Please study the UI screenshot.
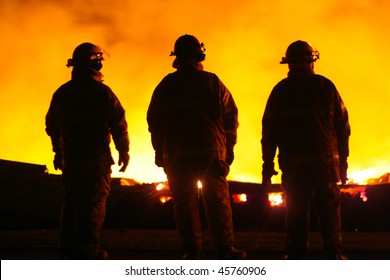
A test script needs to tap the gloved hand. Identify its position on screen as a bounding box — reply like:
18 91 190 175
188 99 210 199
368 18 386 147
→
118 152 130 172
226 149 234 165
262 161 278 188
53 153 62 170
340 157 348 185
155 150 164 167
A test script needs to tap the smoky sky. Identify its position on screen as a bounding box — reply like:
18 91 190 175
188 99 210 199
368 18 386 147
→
0 0 389 182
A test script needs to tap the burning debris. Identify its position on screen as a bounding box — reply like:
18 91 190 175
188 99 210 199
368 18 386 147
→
367 173 390 185
232 193 248 204
2 160 390 230
117 169 390 207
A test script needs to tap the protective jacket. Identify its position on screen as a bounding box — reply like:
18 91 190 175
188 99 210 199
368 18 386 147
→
262 69 350 181
147 63 238 166
46 67 129 167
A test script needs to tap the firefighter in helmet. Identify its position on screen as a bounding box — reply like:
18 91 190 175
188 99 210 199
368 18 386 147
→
46 42 130 259
261 40 350 259
147 35 246 259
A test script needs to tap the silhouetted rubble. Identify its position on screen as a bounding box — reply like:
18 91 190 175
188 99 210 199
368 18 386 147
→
1 159 390 231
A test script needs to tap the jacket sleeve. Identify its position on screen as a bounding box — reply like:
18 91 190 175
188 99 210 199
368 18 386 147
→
45 90 62 154
107 88 130 154
219 79 238 151
147 80 165 154
333 87 351 159
261 88 278 164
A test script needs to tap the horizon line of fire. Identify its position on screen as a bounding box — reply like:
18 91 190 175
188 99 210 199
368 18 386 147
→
119 179 390 207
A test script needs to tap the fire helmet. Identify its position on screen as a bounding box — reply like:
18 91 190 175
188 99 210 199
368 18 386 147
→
280 40 320 64
66 42 107 68
170 34 206 61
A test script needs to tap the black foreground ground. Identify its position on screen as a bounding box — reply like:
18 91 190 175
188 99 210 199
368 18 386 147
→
1 229 390 260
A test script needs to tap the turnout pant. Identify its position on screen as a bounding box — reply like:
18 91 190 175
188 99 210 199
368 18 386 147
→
165 160 234 254
60 165 111 258
281 161 343 259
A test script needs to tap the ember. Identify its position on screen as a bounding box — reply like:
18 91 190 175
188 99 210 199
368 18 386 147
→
360 191 368 202
159 196 172 204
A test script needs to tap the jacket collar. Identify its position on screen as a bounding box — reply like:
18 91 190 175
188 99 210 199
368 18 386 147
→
71 67 104 82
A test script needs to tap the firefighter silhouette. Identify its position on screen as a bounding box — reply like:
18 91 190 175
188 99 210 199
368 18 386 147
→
46 42 130 259
261 40 351 259
147 35 246 259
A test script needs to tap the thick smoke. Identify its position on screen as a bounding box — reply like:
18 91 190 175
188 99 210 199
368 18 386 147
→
0 0 389 182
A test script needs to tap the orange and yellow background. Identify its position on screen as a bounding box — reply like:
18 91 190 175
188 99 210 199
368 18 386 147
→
0 0 389 183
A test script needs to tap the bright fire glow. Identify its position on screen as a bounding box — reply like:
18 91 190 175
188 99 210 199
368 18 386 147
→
268 192 284 207
232 193 247 203
197 180 203 189
1 1 389 183
156 182 168 191
348 168 377 185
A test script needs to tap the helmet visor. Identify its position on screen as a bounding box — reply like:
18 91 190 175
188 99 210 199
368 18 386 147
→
90 51 105 61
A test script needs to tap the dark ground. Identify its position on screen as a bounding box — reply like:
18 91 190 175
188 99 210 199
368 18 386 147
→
1 160 390 260
1 229 390 260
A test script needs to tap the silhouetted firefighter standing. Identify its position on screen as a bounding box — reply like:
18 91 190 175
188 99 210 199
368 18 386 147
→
261 40 351 259
147 35 246 259
46 42 130 259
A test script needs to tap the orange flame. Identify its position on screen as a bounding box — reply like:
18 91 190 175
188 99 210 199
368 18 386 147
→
347 168 390 185
159 196 172 204
347 168 376 185
156 182 169 191
268 192 284 207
